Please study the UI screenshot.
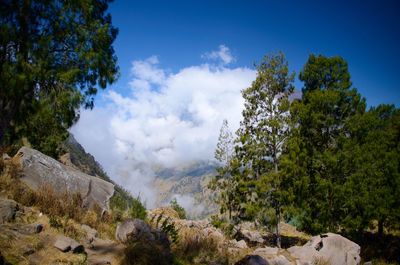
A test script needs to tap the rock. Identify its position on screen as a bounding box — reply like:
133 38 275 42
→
54 235 84 253
54 236 72 252
16 223 43 235
235 255 269 265
238 229 265 245
81 224 98 243
268 255 291 265
229 239 248 249
253 246 279 257
288 233 360 265
115 219 153 244
13 147 114 212
0 198 19 223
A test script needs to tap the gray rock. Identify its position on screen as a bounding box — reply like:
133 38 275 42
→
0 198 19 223
16 223 43 235
268 255 291 265
235 255 269 265
14 147 114 212
239 229 265 245
253 246 279 257
81 224 98 243
54 235 84 253
54 236 72 252
115 219 154 244
288 233 360 265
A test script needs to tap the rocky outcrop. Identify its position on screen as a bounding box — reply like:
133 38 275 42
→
0 198 19 223
288 233 361 265
12 147 114 212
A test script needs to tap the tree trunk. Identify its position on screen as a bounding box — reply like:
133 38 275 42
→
276 207 281 248
378 219 384 237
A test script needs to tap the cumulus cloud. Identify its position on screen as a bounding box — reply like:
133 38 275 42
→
202 44 235 65
71 46 255 208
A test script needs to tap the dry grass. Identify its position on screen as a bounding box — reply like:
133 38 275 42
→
173 226 227 264
0 160 119 241
312 256 331 265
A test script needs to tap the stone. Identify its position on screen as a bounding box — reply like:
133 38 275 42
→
253 247 279 257
54 235 84 253
235 255 269 265
239 229 265 245
0 198 19 223
115 219 153 244
54 236 72 252
16 223 43 235
230 239 248 249
13 147 114 212
288 233 360 265
81 224 98 243
268 255 291 265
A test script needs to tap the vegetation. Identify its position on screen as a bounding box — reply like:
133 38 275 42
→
170 198 187 219
0 0 118 156
211 52 400 256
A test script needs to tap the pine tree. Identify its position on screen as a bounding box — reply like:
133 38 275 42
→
235 52 294 247
0 0 118 155
283 54 365 233
209 119 239 222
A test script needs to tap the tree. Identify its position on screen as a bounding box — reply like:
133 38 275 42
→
283 54 365 233
0 0 118 155
235 52 294 247
342 104 400 234
209 119 239 222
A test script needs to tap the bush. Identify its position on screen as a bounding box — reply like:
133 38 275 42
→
122 234 172 265
170 198 186 219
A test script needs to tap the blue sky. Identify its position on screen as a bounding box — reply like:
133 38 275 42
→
107 0 399 107
73 0 399 205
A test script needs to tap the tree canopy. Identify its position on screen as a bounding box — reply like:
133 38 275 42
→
0 0 118 155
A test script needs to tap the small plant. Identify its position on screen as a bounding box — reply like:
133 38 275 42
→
151 212 179 244
170 198 186 219
49 215 63 229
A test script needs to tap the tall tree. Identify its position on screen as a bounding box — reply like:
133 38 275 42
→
209 119 239 222
283 54 365 233
235 52 294 247
342 104 400 234
0 0 118 154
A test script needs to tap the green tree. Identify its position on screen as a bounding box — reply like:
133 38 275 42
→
283 54 365 233
235 52 294 247
0 0 118 155
342 104 400 234
209 119 239 222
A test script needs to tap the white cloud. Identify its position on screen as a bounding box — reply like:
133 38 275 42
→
71 46 255 208
202 44 235 65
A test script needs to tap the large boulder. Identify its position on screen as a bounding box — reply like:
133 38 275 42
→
12 147 114 212
288 233 360 265
0 198 19 223
115 219 154 244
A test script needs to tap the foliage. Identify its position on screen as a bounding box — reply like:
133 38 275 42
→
151 213 179 244
233 52 294 247
342 105 400 233
0 0 118 156
170 198 187 219
280 54 366 233
209 119 241 224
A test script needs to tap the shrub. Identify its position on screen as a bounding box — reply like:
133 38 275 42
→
122 235 172 265
170 198 186 219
